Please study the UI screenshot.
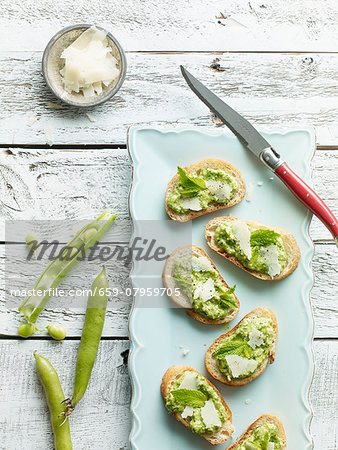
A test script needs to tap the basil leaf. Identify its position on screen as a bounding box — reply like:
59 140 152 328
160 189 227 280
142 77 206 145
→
171 389 207 407
177 167 206 192
250 229 280 247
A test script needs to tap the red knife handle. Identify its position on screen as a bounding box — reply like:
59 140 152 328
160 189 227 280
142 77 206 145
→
275 162 338 239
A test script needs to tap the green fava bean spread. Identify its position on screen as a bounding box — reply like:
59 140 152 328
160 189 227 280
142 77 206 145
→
172 252 238 320
237 422 285 449
214 222 287 278
166 371 228 434
167 167 238 213
19 211 116 323
34 352 72 450
212 316 274 381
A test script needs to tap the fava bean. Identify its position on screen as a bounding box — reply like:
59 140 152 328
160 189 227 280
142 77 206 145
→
25 233 39 250
47 324 67 341
18 323 39 338
34 352 72 450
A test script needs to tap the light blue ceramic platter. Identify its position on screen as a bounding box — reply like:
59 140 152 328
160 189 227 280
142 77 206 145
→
128 126 315 450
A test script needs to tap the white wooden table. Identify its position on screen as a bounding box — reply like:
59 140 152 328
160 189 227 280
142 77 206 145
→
0 1 337 449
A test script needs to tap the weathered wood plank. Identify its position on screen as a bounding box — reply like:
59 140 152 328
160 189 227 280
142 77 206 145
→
311 244 338 338
0 241 132 337
1 243 336 338
0 147 336 240
0 148 131 223
0 0 337 52
1 52 338 146
310 340 338 450
0 339 131 450
0 339 336 449
310 151 338 241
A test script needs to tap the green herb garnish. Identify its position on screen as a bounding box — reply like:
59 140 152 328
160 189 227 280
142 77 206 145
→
177 166 206 195
250 229 280 248
170 389 207 407
212 337 252 359
219 285 238 309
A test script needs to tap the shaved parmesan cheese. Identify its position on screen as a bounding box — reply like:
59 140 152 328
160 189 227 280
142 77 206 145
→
225 355 258 378
181 405 194 419
206 179 232 202
191 256 212 272
86 113 96 122
60 26 120 97
259 244 281 278
47 102 63 110
178 372 198 390
215 186 232 202
267 443 275 450
44 127 54 146
247 328 264 349
246 183 253 202
200 400 222 428
27 117 38 127
232 221 252 260
180 197 202 211
193 278 215 302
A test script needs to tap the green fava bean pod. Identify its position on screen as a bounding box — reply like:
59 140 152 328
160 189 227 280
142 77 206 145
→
65 267 109 415
34 352 72 450
19 212 116 323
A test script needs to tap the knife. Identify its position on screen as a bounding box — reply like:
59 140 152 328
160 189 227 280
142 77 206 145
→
180 65 338 244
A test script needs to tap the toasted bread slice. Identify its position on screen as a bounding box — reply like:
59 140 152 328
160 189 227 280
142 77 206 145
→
161 365 234 445
165 159 245 222
205 307 277 386
227 414 286 449
163 245 240 324
205 216 300 280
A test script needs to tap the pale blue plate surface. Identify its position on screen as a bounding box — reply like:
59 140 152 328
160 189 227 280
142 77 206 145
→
128 126 315 450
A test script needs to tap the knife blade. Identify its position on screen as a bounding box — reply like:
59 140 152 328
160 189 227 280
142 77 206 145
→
180 65 338 243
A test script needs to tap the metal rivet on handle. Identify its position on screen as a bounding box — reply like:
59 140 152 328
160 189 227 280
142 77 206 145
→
306 193 310 197
283 171 286 174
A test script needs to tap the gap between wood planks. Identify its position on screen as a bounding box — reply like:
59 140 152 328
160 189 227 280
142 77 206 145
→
4 50 338 54
1 335 336 341
0 334 130 340
1 144 338 151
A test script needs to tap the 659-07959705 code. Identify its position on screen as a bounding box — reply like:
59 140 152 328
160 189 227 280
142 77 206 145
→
112 287 181 297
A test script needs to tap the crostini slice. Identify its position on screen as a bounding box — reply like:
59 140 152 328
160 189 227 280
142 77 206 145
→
205 216 300 280
161 365 234 445
227 414 286 449
163 245 240 324
165 159 245 222
205 308 277 386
